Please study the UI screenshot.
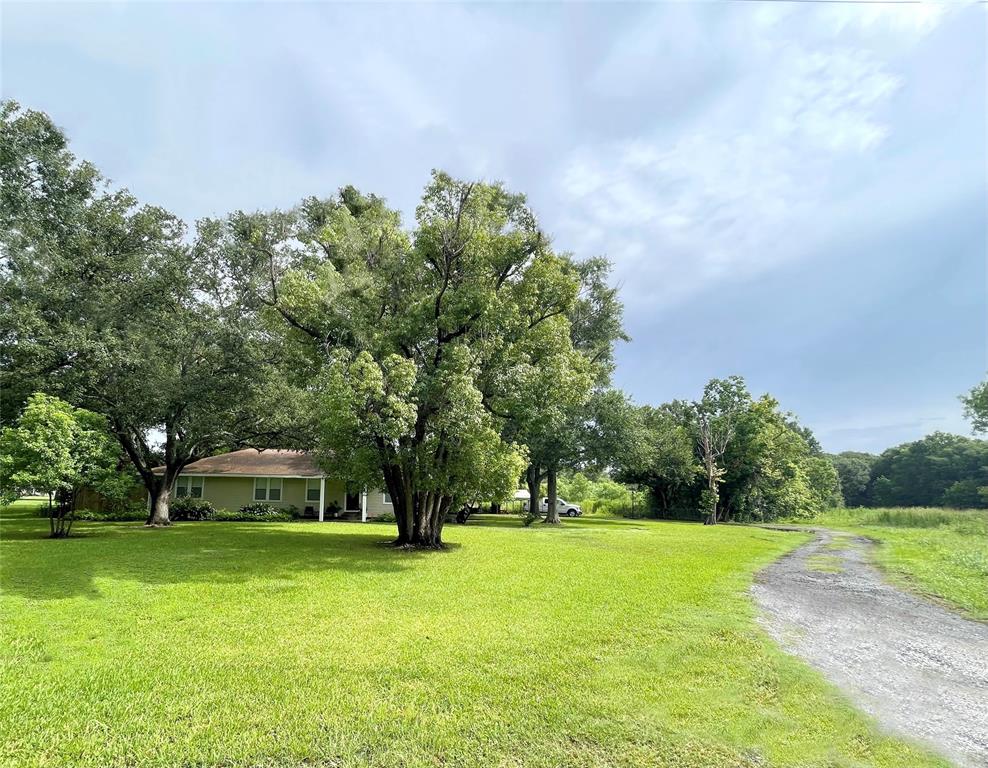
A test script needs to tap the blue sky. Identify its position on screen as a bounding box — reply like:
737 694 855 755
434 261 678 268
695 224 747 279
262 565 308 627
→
2 1 985 453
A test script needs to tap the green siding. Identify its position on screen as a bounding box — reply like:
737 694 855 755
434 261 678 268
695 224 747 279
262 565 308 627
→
174 474 386 519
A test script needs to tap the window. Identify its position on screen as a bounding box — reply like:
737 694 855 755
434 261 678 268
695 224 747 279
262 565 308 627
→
176 476 203 498
253 477 283 502
383 492 392 505
306 478 321 503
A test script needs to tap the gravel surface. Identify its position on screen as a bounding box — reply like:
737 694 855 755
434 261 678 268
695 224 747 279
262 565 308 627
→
752 528 988 768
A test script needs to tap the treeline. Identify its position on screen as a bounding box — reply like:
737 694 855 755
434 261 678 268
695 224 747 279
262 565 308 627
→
830 432 988 509
615 376 841 523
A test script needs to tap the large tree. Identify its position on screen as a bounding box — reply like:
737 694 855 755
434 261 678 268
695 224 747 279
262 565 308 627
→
218 173 595 547
0 101 281 525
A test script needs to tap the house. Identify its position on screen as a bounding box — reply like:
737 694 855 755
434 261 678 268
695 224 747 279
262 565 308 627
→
152 449 393 521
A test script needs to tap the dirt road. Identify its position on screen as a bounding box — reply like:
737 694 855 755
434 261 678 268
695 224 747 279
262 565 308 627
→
752 529 988 767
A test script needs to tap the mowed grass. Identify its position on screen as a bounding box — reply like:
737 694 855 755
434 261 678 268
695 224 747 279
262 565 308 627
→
804 507 988 620
1 502 948 768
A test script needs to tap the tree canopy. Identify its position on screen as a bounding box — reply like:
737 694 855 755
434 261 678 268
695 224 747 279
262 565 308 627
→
865 432 988 508
961 378 988 435
618 377 840 522
0 101 284 525
214 173 614 546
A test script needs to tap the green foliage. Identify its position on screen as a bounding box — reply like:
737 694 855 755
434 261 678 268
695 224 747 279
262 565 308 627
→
619 378 837 522
218 172 606 545
828 451 877 506
74 506 147 522
865 432 988 508
0 393 123 536
555 472 641 516
0 101 286 525
961 378 988 434
232 503 293 521
0 501 948 767
170 497 217 521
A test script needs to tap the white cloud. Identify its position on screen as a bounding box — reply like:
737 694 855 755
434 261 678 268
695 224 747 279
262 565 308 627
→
554 4 944 311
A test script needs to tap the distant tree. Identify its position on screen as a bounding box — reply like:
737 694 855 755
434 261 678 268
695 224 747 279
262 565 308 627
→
692 377 750 525
616 403 699 516
865 432 988 508
621 381 836 522
961 379 988 434
829 452 877 506
719 396 839 521
941 479 988 509
0 101 284 526
0 393 124 537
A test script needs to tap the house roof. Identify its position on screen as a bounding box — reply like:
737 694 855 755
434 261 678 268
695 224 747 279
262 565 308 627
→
153 449 322 477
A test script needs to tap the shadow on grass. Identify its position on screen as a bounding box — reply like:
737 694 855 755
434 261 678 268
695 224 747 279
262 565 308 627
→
458 514 662 531
0 508 425 602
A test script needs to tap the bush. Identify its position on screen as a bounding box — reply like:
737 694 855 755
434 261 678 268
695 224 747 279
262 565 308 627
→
74 505 147 522
170 497 216 521
208 503 295 522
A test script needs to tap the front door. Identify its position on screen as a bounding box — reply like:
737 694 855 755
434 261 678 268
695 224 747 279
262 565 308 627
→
345 491 360 512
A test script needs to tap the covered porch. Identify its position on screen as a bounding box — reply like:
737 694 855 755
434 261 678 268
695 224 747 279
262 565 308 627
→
306 477 369 522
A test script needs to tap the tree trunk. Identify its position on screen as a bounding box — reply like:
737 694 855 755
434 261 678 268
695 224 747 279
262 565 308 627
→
544 466 561 524
704 465 718 526
385 470 447 548
703 470 717 525
147 476 172 527
526 464 540 513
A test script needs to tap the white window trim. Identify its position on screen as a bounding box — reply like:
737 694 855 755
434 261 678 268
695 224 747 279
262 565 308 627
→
383 492 392 505
175 475 205 499
253 477 284 502
305 478 321 503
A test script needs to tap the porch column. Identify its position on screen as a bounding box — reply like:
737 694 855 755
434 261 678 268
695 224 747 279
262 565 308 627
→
361 488 367 522
318 476 326 522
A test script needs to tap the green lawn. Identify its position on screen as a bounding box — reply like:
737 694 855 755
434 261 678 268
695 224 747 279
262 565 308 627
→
802 507 988 620
1 502 948 768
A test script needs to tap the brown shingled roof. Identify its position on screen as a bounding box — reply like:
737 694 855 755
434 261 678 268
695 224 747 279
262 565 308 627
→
153 449 322 477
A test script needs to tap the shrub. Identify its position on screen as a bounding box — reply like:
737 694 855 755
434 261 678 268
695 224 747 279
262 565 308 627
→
74 505 147 522
210 503 295 522
170 497 216 521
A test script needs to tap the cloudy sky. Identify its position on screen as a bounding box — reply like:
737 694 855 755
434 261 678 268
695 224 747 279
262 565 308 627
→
2 1 985 453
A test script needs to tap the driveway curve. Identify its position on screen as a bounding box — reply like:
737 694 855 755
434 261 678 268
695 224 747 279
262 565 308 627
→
751 528 988 768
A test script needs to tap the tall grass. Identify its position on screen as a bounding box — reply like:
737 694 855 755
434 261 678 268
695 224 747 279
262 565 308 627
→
813 506 988 535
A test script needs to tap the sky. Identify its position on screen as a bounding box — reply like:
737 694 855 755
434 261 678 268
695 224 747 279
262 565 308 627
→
2 1 985 454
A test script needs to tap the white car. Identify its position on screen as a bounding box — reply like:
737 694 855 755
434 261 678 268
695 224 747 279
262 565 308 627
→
523 496 583 517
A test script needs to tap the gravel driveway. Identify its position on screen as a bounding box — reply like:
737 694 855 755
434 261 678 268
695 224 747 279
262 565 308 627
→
751 528 988 768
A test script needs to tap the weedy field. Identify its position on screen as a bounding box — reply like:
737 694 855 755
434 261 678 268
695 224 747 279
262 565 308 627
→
0 501 948 768
801 507 988 620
